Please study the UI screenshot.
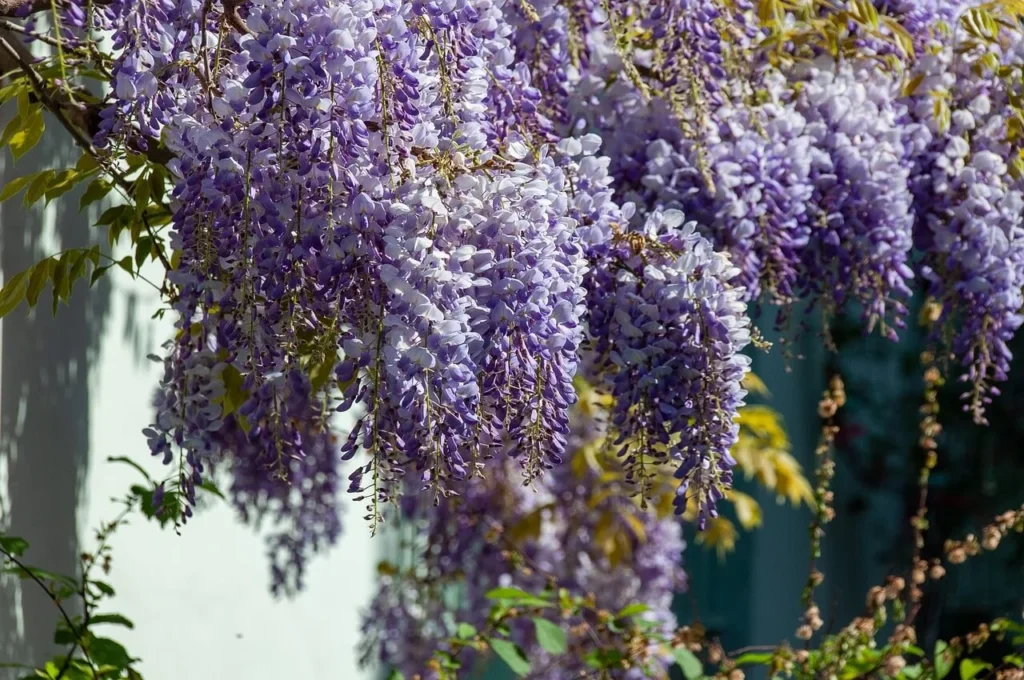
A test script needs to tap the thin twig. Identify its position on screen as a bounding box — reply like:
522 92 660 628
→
0 547 98 677
798 374 845 647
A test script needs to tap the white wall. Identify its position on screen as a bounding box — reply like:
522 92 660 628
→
1 128 378 679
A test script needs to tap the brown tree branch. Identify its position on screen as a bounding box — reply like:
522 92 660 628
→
0 0 48 18
0 0 110 19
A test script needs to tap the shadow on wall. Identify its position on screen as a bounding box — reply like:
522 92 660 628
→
0 121 113 675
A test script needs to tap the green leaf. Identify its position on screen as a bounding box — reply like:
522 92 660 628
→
91 580 115 596
1004 655 1024 669
386 671 404 680
733 652 774 667
53 627 78 645
199 479 225 500
488 638 531 677
673 647 703 680
309 352 338 393
16 92 32 119
9 109 44 160
901 663 923 680
960 659 992 680
135 236 152 268
484 587 553 608
117 256 133 276
26 260 52 308
96 205 128 226
615 603 649 619
218 364 250 419
486 587 536 600
2 564 75 586
50 256 67 315
90 264 114 287
44 169 80 204
87 637 131 669
24 170 54 207
89 613 135 629
0 270 29 318
584 648 626 670
0 78 29 105
75 153 100 173
133 174 151 217
935 641 954 680
532 618 567 656
106 456 153 481
0 174 35 202
68 250 92 296
455 623 477 640
134 485 180 527
0 535 29 557
1 112 23 148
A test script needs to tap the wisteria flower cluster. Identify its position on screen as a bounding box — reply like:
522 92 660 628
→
517 0 1024 417
62 0 756 592
11 0 1024 665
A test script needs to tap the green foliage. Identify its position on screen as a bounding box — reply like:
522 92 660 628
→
673 648 703 679
935 640 956 680
0 515 143 678
485 586 553 609
0 454 229 679
531 618 567 656
0 247 102 319
960 658 993 680
488 639 531 677
1 94 45 160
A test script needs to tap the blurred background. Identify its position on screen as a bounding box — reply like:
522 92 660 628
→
2 117 1021 680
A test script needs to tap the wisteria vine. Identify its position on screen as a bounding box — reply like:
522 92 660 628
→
3 0 1024 674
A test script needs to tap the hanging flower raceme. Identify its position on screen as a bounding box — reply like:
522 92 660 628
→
905 26 1024 424
102 0 582 527
790 57 918 338
95 0 767 540
586 208 752 526
638 73 820 307
215 415 343 596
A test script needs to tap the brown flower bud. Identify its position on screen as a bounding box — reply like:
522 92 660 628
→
983 526 1001 551
884 656 907 677
867 586 886 609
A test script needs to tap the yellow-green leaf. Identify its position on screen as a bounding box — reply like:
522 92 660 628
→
0 270 29 318
8 108 44 161
44 169 79 204
0 174 35 203
24 170 55 207
25 259 52 307
729 490 764 530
